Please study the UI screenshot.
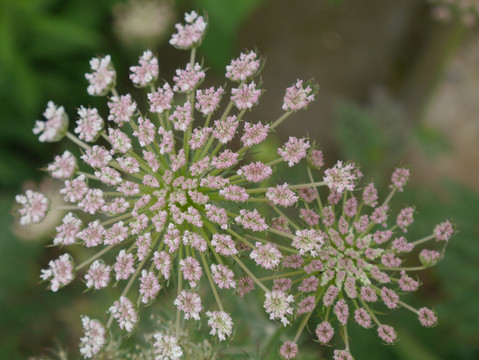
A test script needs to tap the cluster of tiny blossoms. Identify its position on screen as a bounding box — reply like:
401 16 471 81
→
15 11 319 359
14 10 452 360
257 160 454 359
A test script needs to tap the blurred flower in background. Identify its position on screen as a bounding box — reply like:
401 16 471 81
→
113 0 176 50
428 0 479 25
11 178 66 243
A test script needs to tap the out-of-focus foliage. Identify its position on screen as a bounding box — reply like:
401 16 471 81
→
195 0 265 70
0 193 73 359
335 90 450 184
414 124 451 158
335 93 410 181
0 0 117 187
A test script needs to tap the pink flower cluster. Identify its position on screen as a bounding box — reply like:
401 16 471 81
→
14 9 452 360
15 10 321 358
264 164 453 358
169 11 206 49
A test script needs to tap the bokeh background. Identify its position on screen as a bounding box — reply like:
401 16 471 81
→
1 0 478 359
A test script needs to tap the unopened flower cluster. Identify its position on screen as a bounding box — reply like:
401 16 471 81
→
262 161 453 359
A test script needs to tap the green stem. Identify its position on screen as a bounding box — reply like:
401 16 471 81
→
343 325 350 352
176 244 183 338
66 132 91 151
265 158 283 167
358 296 380 326
107 257 146 328
200 252 224 311
268 227 295 240
411 234 435 246
106 259 146 329
273 206 300 231
75 245 115 271
77 171 100 181
226 228 256 249
307 167 323 213
380 266 429 272
398 299 419 315
259 271 303 282
382 188 396 207
100 212 134 227
246 181 325 194
53 206 79 211
270 111 292 130
293 291 322 343
232 255 269 293
246 235 298 254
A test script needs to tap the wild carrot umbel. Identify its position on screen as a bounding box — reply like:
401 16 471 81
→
13 9 454 360
264 161 454 359
15 10 320 358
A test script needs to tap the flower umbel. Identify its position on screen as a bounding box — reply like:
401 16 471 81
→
14 9 452 360
18 11 319 358
263 165 453 358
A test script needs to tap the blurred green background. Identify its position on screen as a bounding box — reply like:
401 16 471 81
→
1 0 478 359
